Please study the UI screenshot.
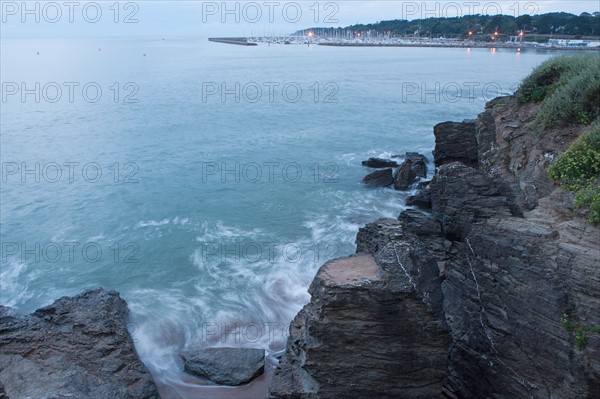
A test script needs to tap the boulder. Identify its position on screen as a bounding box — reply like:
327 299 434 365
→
0 288 159 399
361 157 398 168
362 168 393 187
393 160 416 190
181 347 265 386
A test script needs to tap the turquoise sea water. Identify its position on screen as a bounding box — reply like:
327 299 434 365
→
1 38 561 396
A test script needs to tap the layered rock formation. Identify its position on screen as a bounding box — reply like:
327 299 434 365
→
270 95 600 398
269 246 449 399
0 288 159 399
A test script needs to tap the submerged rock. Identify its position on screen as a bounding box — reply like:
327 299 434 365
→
181 347 265 385
361 157 398 168
0 288 159 399
362 168 393 187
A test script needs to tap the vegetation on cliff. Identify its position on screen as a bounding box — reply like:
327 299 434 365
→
518 55 600 224
562 314 600 349
300 12 600 39
517 54 600 127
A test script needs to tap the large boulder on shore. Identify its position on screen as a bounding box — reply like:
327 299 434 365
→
361 157 398 168
362 168 393 187
181 347 265 385
0 288 159 399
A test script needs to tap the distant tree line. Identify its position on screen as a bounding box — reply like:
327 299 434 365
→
299 12 600 38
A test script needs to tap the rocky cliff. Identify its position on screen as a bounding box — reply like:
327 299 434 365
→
0 288 159 399
269 95 600 398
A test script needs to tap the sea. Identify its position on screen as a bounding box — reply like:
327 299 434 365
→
0 37 566 397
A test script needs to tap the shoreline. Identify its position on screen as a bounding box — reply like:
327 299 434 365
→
317 42 600 50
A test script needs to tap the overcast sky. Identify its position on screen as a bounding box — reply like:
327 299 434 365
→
1 1 598 37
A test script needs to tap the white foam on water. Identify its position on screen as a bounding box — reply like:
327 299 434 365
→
127 214 365 391
0 260 34 307
137 218 171 228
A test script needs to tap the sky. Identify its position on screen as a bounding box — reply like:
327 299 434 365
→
1 1 598 38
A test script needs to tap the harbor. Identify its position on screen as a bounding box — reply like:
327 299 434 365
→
209 35 600 50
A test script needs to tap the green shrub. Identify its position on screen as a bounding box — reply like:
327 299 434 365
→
548 123 600 224
517 54 600 127
537 64 600 127
562 314 600 349
517 56 571 103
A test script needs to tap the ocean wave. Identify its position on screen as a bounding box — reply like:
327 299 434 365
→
0 260 35 307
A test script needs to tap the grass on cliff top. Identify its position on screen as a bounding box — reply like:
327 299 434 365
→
517 54 600 127
549 122 600 225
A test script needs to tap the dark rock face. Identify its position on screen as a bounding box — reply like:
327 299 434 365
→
362 168 393 187
0 288 159 399
433 120 478 168
361 157 398 168
270 95 600 398
181 347 264 385
406 189 432 210
430 96 600 398
269 222 451 399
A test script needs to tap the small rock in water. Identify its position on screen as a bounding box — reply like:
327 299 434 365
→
361 157 398 168
362 168 394 187
181 347 265 385
394 160 416 190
